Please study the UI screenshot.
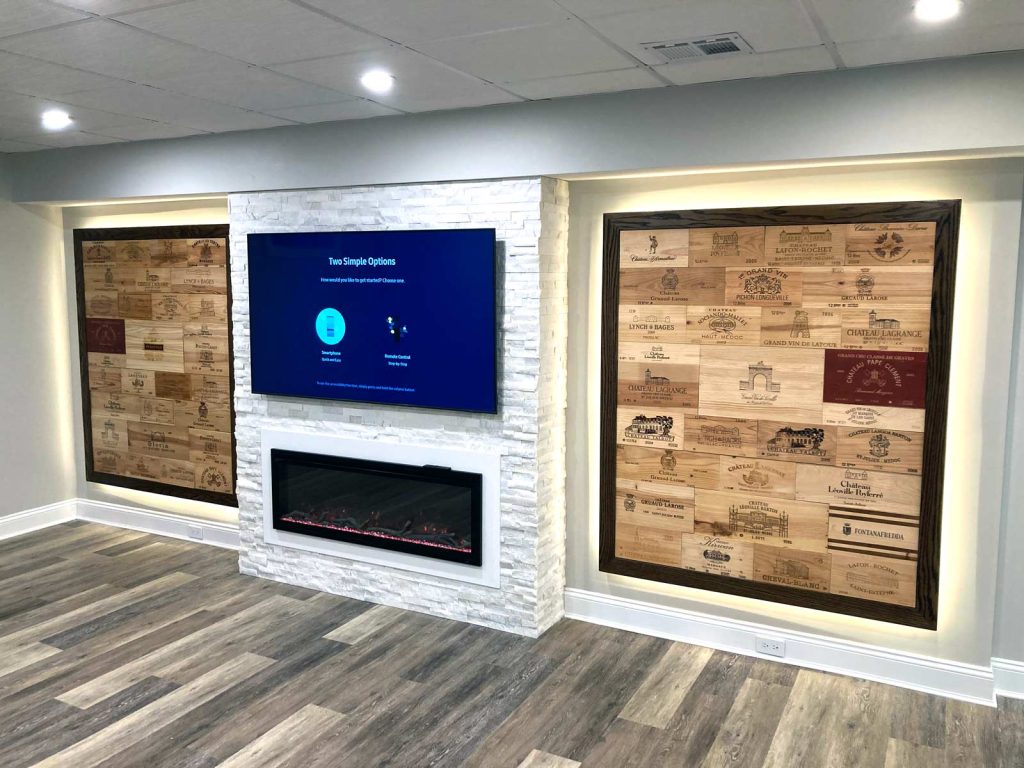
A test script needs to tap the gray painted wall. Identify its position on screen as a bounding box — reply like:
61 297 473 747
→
7 51 1024 204
0 166 76 516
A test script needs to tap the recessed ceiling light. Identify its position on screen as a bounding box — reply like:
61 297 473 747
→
41 109 73 131
914 0 963 22
360 70 395 94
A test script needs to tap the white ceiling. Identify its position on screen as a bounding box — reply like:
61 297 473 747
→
0 0 1021 153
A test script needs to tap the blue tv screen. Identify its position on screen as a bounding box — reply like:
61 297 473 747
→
247 229 498 413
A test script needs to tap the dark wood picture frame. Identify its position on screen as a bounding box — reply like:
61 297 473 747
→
599 201 960 629
74 225 238 507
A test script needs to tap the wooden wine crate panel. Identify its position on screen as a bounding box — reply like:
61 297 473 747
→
187 237 227 266
114 240 152 265
88 365 123 393
836 427 924 475
125 321 185 372
184 323 231 376
679 533 753 579
794 464 922 516
697 346 824 423
190 374 230 405
618 344 698 410
756 420 837 466
839 307 930 353
127 422 191 461
617 445 720 489
829 550 917 606
821 403 926 432
85 318 126 355
194 457 233 493
694 489 829 552
93 448 127 476
124 454 196 489
88 351 126 370
82 241 117 263
175 399 231 433
118 267 172 294
765 225 846 267
827 509 919 557
118 293 153 321
618 305 687 344
845 222 935 266
183 294 229 322
83 263 119 291
801 266 933 307
616 407 687 450
121 369 156 398
155 371 192 401
189 428 232 461
689 227 765 267
724 267 803 306
620 229 688 269
84 289 119 319
718 456 797 498
170 266 228 294
139 397 175 426
822 350 927 410
753 545 831 592
760 307 840 349
685 306 762 346
151 294 191 322
91 415 130 451
682 415 759 457
94 392 141 421
615 479 695 533
615 522 682 567
620 266 725 305
147 239 189 267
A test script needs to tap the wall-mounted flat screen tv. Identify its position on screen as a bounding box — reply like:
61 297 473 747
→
248 229 497 413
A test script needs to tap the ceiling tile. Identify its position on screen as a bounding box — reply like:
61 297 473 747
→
554 0 679 18
504 66 663 100
90 121 205 140
0 18 237 84
588 1 823 65
54 0 192 14
0 52 125 97
0 89 158 132
837 23 1024 67
301 0 570 44
809 0 1024 44
116 0 386 65
655 45 835 86
273 47 521 112
413 20 636 83
0 138 50 152
149 64 353 111
7 129 124 148
265 99 402 123
0 0 89 39
61 82 296 132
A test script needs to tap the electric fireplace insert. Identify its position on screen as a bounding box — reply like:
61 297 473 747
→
270 449 483 566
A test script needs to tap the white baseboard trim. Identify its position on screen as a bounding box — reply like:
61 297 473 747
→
994 658 1024 699
0 500 77 541
75 499 239 550
565 588 996 706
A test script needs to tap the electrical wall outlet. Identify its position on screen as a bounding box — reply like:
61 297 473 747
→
187 525 204 541
755 636 786 658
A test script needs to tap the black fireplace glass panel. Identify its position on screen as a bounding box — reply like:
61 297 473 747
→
271 449 482 566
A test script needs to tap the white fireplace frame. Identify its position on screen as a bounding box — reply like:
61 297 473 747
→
260 429 502 588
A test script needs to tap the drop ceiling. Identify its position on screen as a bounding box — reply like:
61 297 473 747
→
0 0 1021 152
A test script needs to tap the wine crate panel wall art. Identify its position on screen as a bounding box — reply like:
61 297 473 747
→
74 226 237 506
600 202 960 628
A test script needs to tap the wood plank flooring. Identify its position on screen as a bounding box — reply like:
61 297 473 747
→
0 521 1019 768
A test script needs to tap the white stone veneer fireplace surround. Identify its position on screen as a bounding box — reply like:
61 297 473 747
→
230 178 569 637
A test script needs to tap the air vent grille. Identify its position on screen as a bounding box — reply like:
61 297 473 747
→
642 33 753 64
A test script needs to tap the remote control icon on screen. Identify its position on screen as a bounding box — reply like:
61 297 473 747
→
387 315 408 342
